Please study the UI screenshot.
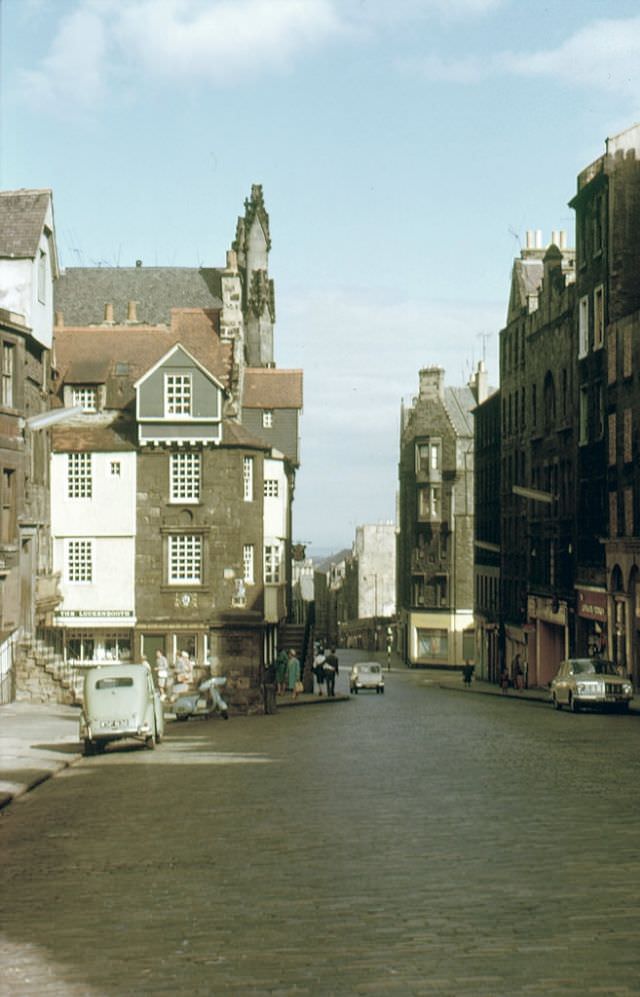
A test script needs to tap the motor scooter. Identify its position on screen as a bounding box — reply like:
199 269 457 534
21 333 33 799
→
173 676 229 721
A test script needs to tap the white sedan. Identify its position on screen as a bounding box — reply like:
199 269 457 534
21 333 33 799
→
350 661 385 695
550 658 633 713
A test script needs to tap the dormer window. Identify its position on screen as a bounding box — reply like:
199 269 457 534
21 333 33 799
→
165 374 192 417
72 386 97 412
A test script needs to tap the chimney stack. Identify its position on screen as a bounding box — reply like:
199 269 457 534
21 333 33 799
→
418 366 445 403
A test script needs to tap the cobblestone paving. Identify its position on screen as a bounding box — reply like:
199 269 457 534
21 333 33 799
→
2 654 640 995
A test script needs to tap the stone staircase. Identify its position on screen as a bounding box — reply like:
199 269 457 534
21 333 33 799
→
278 622 315 691
15 637 82 706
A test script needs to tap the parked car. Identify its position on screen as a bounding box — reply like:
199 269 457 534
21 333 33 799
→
350 661 385 694
80 663 165 755
550 658 633 713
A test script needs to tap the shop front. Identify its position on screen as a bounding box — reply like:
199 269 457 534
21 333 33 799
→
575 586 608 659
527 595 569 688
54 610 136 665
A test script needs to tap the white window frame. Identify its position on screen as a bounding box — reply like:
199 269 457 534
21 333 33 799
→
110 461 121 477
264 479 279 498
1 343 14 408
164 373 192 417
243 457 253 501
168 534 202 585
264 544 282 584
262 409 273 428
243 544 254 584
67 453 92 499
170 452 201 502
593 284 604 350
67 539 93 583
579 295 589 358
72 386 97 413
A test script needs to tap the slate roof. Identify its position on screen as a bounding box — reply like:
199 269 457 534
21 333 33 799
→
0 189 52 258
51 413 137 453
444 386 475 436
242 368 303 409
55 267 224 327
54 310 234 410
223 421 270 450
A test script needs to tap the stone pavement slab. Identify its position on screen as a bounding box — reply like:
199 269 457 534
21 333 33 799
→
0 702 82 810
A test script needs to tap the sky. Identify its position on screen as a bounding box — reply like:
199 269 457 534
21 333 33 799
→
3 0 640 555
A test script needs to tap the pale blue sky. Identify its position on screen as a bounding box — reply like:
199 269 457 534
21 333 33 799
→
3 0 640 553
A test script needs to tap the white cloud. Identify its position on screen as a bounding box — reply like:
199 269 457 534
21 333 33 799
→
402 15 640 107
502 16 640 102
20 4 109 108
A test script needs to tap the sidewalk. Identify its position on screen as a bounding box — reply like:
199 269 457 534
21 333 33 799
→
0 701 83 811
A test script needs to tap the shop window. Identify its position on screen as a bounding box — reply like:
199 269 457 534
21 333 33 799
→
416 628 448 660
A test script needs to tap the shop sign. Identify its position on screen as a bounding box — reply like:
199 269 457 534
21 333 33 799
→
527 595 567 625
577 589 607 622
56 610 134 618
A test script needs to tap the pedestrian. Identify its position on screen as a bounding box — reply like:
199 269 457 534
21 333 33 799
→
514 655 524 690
155 649 169 700
462 661 473 686
324 648 339 696
313 648 327 695
500 667 510 693
287 648 302 698
275 647 288 695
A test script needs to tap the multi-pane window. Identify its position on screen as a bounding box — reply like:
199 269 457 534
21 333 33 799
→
578 296 589 358
415 440 440 475
264 544 281 584
68 453 92 498
165 374 192 416
168 534 202 584
110 461 121 477
1 468 15 543
625 487 634 537
264 479 279 498
262 409 273 428
418 486 440 520
624 409 633 463
1 344 14 408
170 452 201 501
68 540 93 582
72 386 97 412
243 544 254 584
593 285 604 350
243 457 253 501
608 412 617 466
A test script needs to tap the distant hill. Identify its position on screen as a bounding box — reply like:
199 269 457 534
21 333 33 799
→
313 548 352 573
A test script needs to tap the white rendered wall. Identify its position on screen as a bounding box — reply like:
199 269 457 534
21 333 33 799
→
263 457 288 542
356 523 397 619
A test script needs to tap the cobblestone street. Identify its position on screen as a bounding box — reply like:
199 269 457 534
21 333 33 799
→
2 654 640 995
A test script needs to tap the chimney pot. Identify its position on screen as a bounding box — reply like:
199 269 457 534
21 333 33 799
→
135 259 142 268
535 230 543 249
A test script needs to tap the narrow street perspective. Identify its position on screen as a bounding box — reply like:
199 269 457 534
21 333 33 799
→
2 653 640 996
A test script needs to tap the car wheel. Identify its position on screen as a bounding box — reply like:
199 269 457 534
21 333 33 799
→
569 694 580 713
83 738 95 756
380 687 385 694
617 701 630 713
353 687 358 694
145 730 156 749
552 694 561 710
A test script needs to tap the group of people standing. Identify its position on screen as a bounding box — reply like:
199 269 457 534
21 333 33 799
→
272 644 340 698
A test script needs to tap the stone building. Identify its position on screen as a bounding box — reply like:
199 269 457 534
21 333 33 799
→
498 230 577 687
0 190 61 701
473 388 501 681
570 124 640 685
397 363 487 668
49 186 302 711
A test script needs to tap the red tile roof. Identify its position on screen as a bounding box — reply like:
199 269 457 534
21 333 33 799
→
242 368 303 409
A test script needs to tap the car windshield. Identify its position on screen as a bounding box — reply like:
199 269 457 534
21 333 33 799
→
571 659 619 676
360 664 380 673
95 677 134 689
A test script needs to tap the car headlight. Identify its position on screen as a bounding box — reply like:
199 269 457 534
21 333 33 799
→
623 683 633 695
